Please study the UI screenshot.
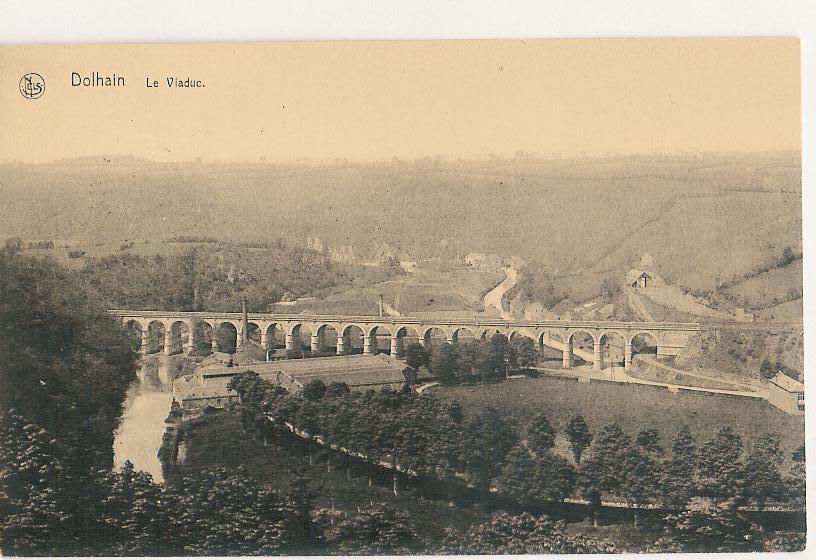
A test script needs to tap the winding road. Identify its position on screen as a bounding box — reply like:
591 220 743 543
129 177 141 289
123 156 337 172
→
483 267 517 319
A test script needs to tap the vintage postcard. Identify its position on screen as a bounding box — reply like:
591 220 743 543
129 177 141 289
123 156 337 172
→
0 39 804 554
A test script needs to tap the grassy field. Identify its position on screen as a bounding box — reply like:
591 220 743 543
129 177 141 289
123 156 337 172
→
432 376 805 467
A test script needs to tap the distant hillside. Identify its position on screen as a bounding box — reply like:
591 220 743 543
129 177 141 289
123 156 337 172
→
0 152 800 296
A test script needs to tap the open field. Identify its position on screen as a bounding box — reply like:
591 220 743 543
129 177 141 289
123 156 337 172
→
432 376 805 467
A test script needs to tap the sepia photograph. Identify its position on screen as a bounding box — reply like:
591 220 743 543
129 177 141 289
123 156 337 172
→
0 37 806 554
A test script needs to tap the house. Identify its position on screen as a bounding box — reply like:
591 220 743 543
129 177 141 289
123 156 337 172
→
626 268 665 289
767 372 804 416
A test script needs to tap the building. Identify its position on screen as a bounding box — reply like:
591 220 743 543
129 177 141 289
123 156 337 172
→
767 372 804 416
626 268 665 289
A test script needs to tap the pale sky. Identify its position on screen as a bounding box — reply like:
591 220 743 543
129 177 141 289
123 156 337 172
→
0 38 801 162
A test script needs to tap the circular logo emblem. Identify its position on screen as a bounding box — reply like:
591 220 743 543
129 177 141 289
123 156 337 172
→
19 73 45 99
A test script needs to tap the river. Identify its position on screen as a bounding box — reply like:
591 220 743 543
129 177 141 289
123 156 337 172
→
113 363 173 482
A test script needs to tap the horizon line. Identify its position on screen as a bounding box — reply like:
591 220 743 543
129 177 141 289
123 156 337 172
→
0 148 803 166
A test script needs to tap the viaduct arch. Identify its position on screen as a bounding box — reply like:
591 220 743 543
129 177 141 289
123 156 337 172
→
110 309 704 371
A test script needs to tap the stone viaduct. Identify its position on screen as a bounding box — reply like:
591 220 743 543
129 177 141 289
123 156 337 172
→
109 309 705 371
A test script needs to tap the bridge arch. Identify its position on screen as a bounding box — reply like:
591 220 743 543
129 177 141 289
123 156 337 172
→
146 319 167 354
214 321 238 354
193 321 215 354
599 331 626 369
245 321 262 345
122 319 144 353
627 330 660 347
340 324 366 354
169 320 192 355
264 323 286 351
420 325 452 349
395 326 421 354
508 328 536 341
315 323 340 354
452 326 478 343
628 331 660 362
479 327 509 340
567 329 597 345
367 325 393 354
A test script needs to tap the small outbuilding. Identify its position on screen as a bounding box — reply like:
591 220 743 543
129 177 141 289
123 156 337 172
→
626 268 664 289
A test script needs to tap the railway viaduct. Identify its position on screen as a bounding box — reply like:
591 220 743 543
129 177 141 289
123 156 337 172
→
109 309 707 371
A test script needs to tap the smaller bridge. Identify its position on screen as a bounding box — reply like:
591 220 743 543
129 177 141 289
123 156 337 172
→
109 309 709 371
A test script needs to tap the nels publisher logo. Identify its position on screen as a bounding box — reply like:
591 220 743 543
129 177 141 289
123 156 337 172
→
19 73 45 99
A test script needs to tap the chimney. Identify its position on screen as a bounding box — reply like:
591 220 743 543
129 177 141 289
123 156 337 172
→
379 294 384 318
241 296 248 342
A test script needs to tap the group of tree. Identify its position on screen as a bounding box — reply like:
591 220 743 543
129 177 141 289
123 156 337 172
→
75 240 403 312
0 246 135 477
512 260 562 308
231 370 805 518
229 368 806 552
0 248 318 554
0 416 317 556
229 372 519 491
404 333 538 386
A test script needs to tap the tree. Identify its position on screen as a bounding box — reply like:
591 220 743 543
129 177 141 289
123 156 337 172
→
454 341 478 377
660 426 697 510
0 412 79 555
526 414 556 454
493 445 577 504
429 342 457 386
509 335 538 371
324 382 351 398
742 433 785 510
301 379 327 401
581 424 632 495
759 358 777 380
635 428 663 454
565 415 593 465
403 343 427 371
657 497 759 553
600 276 620 301
620 432 662 525
99 461 171 555
324 507 423 555
439 512 616 554
460 407 518 488
170 467 309 555
490 333 511 378
787 444 806 509
697 426 744 503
